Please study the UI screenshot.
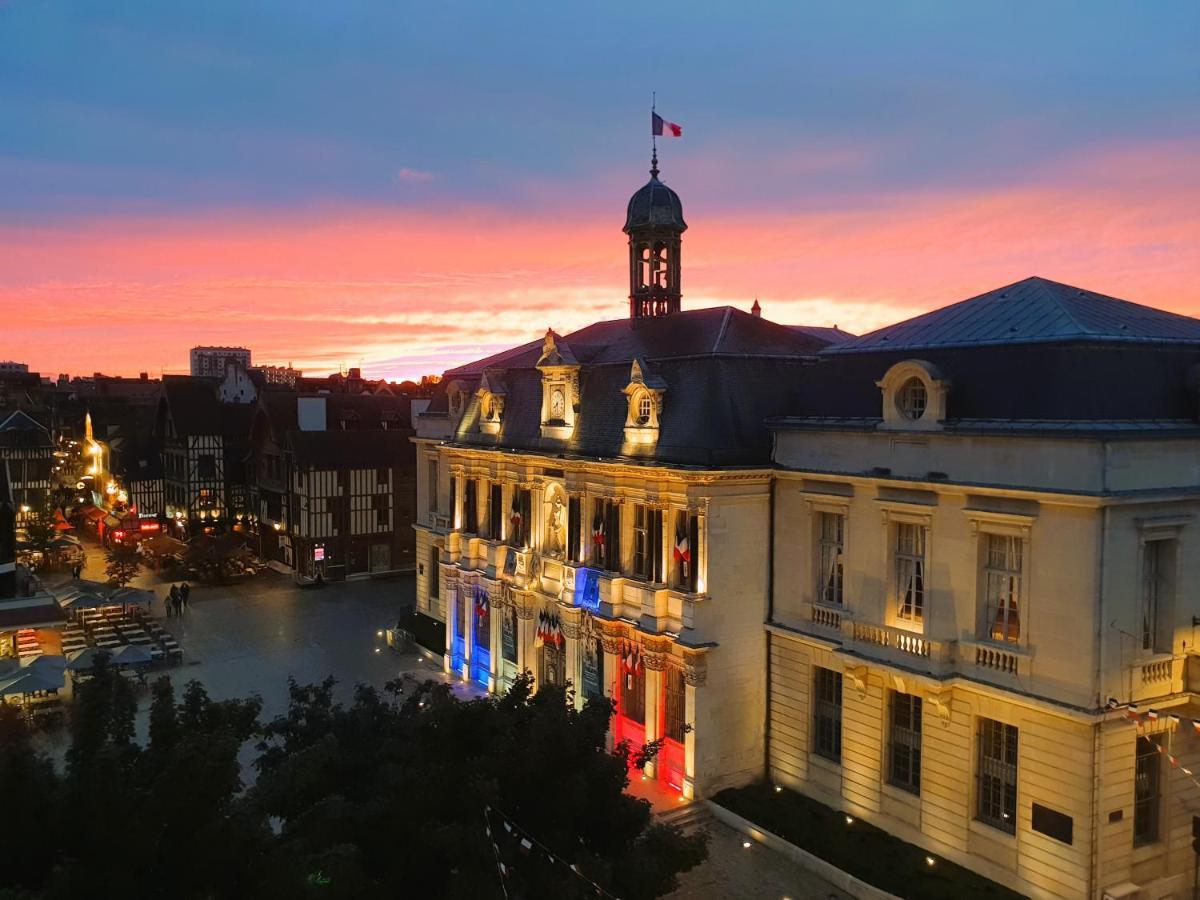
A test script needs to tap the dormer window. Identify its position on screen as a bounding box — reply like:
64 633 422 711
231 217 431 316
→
877 361 948 432
897 378 927 421
475 371 507 436
536 331 580 441
637 394 653 426
622 358 666 450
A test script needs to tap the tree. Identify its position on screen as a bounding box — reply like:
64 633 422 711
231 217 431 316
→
0 670 705 899
18 497 57 568
103 544 141 588
251 673 707 899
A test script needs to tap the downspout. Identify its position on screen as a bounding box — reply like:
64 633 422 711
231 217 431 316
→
1089 442 1111 900
764 434 778 780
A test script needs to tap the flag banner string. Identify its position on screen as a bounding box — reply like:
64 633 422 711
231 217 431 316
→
483 804 620 899
1129 712 1200 796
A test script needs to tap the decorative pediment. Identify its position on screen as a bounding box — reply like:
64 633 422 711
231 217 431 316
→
622 358 666 447
537 329 580 440
476 370 507 435
536 329 579 370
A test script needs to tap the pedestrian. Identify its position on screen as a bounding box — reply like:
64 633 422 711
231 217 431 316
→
180 582 190 609
72 563 82 580
168 584 179 617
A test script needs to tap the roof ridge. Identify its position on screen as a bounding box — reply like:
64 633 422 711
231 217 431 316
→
713 307 733 354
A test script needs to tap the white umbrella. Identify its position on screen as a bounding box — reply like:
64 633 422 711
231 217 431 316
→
108 644 154 666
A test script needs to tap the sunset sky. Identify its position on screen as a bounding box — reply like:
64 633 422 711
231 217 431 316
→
3 3 1197 381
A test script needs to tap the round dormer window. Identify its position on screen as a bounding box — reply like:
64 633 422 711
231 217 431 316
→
897 378 927 420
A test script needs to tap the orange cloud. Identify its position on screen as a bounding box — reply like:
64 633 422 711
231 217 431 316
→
1 140 1195 380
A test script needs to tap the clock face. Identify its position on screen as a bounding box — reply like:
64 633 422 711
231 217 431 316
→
550 388 565 418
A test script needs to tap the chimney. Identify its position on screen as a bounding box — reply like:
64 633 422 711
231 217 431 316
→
751 299 762 318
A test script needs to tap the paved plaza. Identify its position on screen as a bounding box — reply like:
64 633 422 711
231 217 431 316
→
43 543 843 900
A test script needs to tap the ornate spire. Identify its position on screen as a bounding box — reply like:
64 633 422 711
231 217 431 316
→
650 146 659 180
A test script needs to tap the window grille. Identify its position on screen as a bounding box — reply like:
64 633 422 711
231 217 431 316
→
812 667 842 762
976 718 1018 833
664 667 686 743
1134 734 1163 845
888 692 922 794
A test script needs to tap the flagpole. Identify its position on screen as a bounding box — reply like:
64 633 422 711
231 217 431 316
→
651 91 658 176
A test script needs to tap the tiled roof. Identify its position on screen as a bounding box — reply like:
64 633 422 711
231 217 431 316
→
826 277 1200 354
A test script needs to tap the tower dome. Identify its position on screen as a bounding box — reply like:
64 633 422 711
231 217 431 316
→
624 152 686 318
623 158 687 234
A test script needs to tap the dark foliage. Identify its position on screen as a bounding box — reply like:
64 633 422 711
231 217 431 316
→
0 669 705 899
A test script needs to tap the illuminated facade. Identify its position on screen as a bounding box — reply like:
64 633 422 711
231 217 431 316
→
412 158 840 798
766 279 1200 899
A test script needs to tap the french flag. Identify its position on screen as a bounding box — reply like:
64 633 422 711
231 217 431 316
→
652 112 682 138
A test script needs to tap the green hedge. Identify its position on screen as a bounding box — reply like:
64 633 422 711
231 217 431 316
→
713 782 1026 900
397 609 446 655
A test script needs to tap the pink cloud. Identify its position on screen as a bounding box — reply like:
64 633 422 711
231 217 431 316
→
1 139 1195 381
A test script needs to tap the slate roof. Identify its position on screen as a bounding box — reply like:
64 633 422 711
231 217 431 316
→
287 428 414 470
0 411 52 449
789 325 856 344
160 376 253 438
440 306 837 467
624 174 687 233
826 276 1200 354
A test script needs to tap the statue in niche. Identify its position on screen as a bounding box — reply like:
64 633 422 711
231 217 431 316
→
545 490 566 557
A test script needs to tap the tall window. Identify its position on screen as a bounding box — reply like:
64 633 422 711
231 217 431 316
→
474 588 491 652
592 498 621 573
976 718 1018 833
888 692 922 794
664 666 686 743
428 459 439 515
581 636 603 701
1141 540 1173 652
633 504 664 582
812 667 842 762
673 510 699 592
463 479 478 534
487 482 503 539
449 477 457 527
1134 734 1163 845
509 488 532 548
501 606 517 664
817 511 844 606
567 496 582 562
985 534 1022 643
539 643 565 688
621 653 645 724
372 493 388 528
895 522 926 623
428 546 440 605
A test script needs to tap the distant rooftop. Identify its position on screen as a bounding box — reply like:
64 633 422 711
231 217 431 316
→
825 276 1200 354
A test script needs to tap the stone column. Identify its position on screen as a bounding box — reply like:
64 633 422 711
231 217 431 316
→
642 639 670 781
600 624 623 752
560 606 582 710
514 590 535 688
442 570 458 675
682 653 707 800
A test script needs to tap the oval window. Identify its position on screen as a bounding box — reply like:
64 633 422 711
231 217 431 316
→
897 378 928 420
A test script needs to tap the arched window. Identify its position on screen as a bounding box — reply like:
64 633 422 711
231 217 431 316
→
897 378 928 420
637 393 653 425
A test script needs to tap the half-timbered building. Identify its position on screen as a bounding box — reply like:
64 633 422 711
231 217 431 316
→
250 393 417 581
0 410 54 522
157 375 254 536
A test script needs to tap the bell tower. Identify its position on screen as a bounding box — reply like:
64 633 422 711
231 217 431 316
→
623 149 687 318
